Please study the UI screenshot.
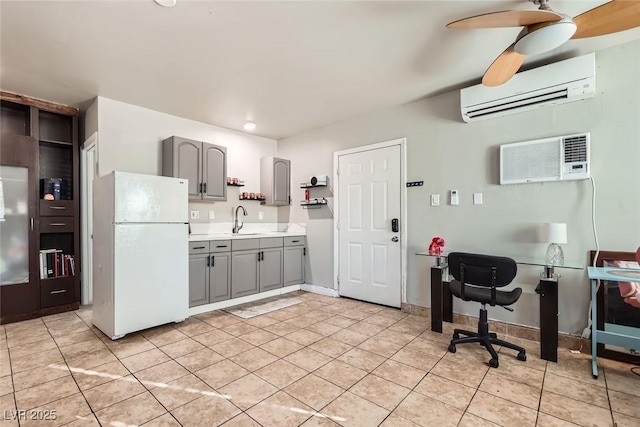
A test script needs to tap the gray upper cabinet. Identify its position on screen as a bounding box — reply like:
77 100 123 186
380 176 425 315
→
260 156 290 206
163 136 227 202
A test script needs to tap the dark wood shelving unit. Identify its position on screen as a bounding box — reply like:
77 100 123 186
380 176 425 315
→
1 91 80 324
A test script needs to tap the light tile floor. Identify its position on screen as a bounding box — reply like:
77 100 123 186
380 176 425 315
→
1 291 639 426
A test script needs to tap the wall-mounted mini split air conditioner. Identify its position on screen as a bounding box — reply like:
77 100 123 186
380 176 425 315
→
500 133 590 185
460 53 595 123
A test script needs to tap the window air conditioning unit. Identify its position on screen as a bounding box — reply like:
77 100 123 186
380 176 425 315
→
500 133 590 185
460 53 595 123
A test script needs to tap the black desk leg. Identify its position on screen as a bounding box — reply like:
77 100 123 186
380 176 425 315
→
431 267 443 333
539 278 558 362
443 281 453 323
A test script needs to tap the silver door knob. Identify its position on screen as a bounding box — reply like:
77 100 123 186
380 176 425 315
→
391 236 399 242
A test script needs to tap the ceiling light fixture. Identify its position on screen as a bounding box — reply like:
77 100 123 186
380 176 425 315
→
513 15 577 56
243 122 256 132
154 0 177 8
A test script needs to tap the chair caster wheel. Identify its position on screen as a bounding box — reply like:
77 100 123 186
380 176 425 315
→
517 352 527 362
448 344 456 353
489 358 499 368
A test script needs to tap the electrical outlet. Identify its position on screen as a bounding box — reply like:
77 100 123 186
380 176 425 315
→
473 193 483 205
190 210 199 220
258 211 264 220
430 194 440 206
208 211 215 220
450 190 459 206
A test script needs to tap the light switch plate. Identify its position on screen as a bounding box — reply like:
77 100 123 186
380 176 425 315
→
450 190 459 206
208 211 215 220
190 210 199 219
473 193 483 205
259 211 264 220
430 194 440 206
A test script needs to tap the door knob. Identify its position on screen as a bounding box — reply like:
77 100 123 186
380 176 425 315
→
391 236 399 242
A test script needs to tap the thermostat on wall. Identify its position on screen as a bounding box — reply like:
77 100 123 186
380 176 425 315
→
309 175 327 186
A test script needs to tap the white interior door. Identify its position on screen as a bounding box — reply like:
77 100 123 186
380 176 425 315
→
338 144 401 307
81 133 97 305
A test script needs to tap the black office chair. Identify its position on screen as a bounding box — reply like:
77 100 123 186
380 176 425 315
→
447 252 527 368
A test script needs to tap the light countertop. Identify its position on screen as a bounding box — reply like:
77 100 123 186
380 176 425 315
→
189 230 305 242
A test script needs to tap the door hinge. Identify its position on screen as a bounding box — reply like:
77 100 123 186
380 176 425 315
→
336 221 339 230
337 275 340 285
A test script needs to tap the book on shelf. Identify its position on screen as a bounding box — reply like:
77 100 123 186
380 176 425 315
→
39 249 74 279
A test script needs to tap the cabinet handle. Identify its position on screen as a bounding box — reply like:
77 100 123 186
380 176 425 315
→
193 246 206 249
211 256 215 267
257 253 260 262
203 182 207 193
216 245 227 248
303 248 306 256
30 218 34 231
50 206 66 210
49 223 67 226
291 240 300 243
199 183 203 193
50 289 67 294
207 256 210 267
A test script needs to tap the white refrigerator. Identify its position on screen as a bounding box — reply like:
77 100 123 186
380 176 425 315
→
93 171 189 339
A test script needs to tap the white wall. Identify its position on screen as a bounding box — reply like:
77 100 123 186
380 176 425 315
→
90 97 279 223
277 40 640 334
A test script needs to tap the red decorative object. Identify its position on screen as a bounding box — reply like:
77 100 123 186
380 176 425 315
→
428 237 445 255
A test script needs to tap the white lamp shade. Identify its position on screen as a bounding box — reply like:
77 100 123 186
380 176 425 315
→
542 223 567 244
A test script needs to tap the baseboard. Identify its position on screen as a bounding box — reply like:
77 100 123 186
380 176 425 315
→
401 302 583 351
188 285 301 316
300 284 340 298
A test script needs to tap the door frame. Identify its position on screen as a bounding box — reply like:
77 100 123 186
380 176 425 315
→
333 137 407 306
80 132 98 305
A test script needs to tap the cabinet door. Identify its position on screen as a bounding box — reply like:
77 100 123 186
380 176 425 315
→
164 137 202 200
202 142 227 201
231 250 259 298
189 254 209 307
259 248 283 292
272 158 290 205
209 252 231 303
283 246 305 286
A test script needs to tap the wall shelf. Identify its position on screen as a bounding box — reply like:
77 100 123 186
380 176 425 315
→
227 181 245 187
300 199 327 209
300 182 327 188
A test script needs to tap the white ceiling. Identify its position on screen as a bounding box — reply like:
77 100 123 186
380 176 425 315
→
2 1 639 139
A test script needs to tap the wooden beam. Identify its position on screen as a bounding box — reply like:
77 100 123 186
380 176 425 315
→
1 91 78 116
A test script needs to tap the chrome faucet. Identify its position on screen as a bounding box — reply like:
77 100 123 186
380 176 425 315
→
233 205 247 234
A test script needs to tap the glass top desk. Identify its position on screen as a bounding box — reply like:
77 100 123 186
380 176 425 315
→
587 266 640 379
416 251 584 362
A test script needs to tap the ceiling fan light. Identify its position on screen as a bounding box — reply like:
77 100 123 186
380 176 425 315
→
514 20 577 55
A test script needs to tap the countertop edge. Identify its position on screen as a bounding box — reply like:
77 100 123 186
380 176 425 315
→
189 232 306 242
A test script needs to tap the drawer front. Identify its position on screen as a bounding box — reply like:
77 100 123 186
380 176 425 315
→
210 240 231 253
40 277 75 308
40 217 74 233
40 200 74 217
284 236 305 247
189 241 210 255
232 238 260 251
260 237 283 249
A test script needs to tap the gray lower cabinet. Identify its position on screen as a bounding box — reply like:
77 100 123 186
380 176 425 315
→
209 252 231 303
231 250 260 298
284 246 305 286
189 254 210 307
260 248 284 292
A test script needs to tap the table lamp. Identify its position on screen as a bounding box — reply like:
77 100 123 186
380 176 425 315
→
542 223 567 267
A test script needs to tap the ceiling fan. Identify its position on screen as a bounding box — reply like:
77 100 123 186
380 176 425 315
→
447 0 640 87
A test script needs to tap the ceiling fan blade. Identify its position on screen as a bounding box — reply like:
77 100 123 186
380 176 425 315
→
573 0 640 39
447 10 562 29
482 44 527 87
